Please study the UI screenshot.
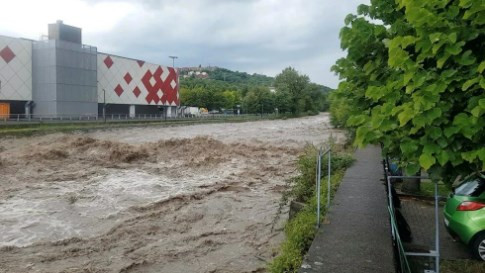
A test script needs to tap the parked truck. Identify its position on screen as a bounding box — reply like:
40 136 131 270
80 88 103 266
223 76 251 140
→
185 107 200 117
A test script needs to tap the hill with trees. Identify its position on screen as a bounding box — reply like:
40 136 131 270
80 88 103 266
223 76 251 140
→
179 67 332 114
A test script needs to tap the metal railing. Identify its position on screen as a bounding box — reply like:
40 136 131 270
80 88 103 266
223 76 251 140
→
388 205 412 273
0 113 278 124
384 162 441 273
315 147 331 228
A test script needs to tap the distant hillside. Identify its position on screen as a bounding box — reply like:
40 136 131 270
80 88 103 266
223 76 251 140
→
180 67 332 92
208 68 274 87
180 67 274 89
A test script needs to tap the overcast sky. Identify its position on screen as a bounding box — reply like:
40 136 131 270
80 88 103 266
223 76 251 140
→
0 0 368 88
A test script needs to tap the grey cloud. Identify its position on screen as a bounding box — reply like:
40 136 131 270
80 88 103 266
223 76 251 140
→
82 0 369 88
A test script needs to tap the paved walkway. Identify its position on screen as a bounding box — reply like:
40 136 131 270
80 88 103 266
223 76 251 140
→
299 146 394 273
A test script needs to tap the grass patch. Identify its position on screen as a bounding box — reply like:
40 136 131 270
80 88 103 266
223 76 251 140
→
441 259 485 273
268 145 354 273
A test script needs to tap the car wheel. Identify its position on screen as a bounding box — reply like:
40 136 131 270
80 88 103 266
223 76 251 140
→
471 233 485 261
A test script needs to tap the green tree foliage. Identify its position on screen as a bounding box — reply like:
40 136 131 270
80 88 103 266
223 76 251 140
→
221 90 241 110
209 67 275 87
179 86 225 110
331 0 485 181
275 67 310 114
180 67 332 114
242 87 275 113
304 83 331 113
273 67 330 114
328 90 353 128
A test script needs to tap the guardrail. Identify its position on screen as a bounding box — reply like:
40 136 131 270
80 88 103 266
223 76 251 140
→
383 157 441 273
0 113 277 124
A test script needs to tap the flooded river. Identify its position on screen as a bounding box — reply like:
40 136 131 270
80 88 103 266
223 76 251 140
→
0 114 343 273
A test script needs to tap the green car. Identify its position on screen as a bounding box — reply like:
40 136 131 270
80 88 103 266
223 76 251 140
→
444 173 485 260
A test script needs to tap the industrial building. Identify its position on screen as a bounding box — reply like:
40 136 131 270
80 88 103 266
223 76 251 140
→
0 21 179 118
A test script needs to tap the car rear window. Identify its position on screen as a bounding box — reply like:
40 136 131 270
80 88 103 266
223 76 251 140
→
455 174 485 197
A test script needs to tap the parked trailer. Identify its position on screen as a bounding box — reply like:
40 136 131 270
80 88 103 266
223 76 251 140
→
186 107 200 117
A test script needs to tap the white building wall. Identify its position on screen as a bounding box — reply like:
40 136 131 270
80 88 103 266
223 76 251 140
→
97 53 179 106
0 35 32 101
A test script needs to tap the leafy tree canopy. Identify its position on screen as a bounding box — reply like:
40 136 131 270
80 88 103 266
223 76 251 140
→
331 0 485 181
242 86 275 114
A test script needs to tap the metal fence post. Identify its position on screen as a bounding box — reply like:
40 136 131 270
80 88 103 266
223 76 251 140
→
327 150 331 208
316 150 319 191
316 148 322 228
388 176 395 241
435 180 440 273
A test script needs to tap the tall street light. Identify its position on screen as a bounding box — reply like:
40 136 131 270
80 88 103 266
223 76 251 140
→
169 56 178 68
103 88 106 123
168 56 179 119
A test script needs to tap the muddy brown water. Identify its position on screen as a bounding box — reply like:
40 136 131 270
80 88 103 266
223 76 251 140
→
0 114 344 273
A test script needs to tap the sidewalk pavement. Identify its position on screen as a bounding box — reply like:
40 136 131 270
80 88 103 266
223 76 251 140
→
299 146 394 273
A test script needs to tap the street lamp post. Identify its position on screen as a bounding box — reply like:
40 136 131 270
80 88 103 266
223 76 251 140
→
168 56 179 118
103 88 106 123
169 56 178 68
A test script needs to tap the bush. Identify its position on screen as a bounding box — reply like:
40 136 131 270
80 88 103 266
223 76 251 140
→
328 90 352 128
290 145 354 203
306 110 319 116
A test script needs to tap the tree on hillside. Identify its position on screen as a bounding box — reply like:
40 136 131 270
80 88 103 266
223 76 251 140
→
274 67 310 114
331 0 485 183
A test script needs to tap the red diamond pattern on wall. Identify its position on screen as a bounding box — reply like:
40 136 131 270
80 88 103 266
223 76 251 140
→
104 56 114 69
160 67 179 105
124 72 133 84
114 84 124 96
0 46 15 63
142 66 179 105
133 87 141 98
137 60 145 67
